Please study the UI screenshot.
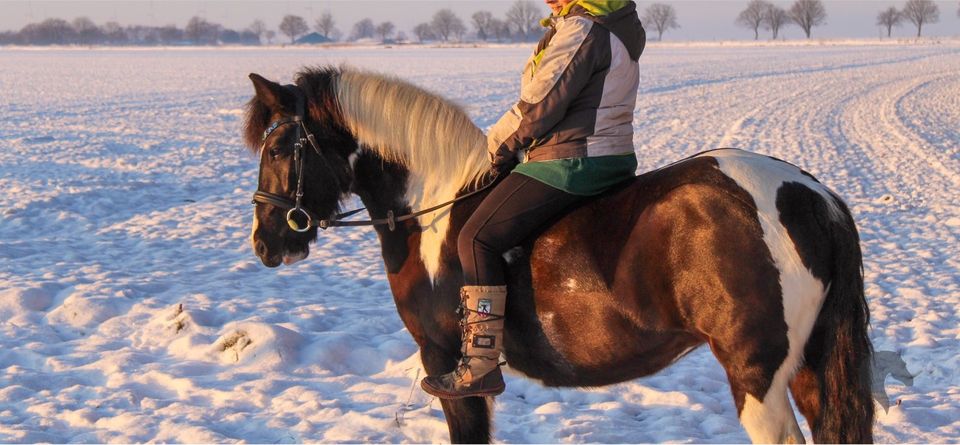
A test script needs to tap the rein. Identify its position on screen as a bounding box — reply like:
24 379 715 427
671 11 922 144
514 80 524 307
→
319 180 496 231
252 84 497 232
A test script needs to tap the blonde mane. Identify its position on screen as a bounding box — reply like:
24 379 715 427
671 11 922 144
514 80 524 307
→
334 67 489 281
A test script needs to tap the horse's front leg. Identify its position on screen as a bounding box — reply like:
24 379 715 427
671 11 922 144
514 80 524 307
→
420 342 493 443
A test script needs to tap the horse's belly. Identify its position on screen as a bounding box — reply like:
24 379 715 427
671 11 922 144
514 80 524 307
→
504 288 704 387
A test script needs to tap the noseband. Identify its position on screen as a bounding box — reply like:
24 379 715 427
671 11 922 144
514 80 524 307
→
251 85 326 233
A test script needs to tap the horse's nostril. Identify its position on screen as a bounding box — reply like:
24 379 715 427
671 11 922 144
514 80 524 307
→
255 239 268 258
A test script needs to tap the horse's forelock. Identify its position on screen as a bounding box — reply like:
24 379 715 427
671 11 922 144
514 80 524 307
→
243 95 272 153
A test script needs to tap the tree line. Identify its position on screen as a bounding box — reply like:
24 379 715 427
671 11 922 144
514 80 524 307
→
273 1 548 44
0 15 261 46
0 0 550 46
736 0 947 40
2 0 955 46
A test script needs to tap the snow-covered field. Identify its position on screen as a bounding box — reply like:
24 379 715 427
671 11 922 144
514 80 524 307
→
1 42 958 443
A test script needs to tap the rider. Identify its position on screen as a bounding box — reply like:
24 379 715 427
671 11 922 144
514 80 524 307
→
421 0 646 399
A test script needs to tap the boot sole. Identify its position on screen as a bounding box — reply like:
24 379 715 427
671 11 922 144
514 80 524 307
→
420 379 505 400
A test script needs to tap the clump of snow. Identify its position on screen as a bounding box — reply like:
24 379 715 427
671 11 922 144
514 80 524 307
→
212 321 304 370
0 286 55 318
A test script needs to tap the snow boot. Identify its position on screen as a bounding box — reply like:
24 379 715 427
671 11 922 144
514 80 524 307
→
421 285 507 399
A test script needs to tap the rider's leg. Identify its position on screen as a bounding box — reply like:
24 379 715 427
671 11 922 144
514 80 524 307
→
421 173 584 399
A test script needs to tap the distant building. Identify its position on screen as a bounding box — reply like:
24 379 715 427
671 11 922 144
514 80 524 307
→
294 32 334 44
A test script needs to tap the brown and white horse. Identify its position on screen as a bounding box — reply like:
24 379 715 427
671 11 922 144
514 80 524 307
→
243 66 874 444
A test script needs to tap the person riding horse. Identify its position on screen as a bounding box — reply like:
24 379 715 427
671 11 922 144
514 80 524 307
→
421 0 646 399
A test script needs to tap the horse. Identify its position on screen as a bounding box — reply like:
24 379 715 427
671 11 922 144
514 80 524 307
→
242 66 874 444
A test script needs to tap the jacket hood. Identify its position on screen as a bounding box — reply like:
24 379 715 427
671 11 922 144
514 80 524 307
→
585 1 645 60
543 0 646 61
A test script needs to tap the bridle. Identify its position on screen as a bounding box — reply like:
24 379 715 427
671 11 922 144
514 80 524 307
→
251 84 330 233
252 84 499 233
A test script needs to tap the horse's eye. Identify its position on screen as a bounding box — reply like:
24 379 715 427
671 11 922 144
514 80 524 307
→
269 147 283 158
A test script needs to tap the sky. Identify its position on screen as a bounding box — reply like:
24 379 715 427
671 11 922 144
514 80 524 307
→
1 0 958 40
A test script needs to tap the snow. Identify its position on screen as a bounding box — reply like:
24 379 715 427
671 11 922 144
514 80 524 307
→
1 42 959 442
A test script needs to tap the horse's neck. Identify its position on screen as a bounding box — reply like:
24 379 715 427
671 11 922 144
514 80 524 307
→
350 150 490 287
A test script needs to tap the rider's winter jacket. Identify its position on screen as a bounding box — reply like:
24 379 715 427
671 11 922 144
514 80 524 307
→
487 0 646 168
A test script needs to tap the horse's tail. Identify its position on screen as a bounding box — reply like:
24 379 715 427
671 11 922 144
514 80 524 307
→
807 193 875 443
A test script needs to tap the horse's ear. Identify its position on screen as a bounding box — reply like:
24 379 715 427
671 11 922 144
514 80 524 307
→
249 73 292 113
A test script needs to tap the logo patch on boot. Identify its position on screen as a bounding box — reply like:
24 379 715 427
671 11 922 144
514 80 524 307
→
477 299 492 318
472 335 496 349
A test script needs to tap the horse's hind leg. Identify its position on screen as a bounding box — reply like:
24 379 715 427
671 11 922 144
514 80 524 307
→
737 369 805 443
710 339 805 444
789 364 822 435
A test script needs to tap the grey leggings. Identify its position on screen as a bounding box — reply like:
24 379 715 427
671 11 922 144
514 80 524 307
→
458 173 585 286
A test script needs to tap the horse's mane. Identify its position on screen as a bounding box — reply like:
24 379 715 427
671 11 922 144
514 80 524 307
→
244 66 488 200
333 67 489 280
332 67 488 203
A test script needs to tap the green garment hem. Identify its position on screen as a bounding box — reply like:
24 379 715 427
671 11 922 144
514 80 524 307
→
511 153 638 196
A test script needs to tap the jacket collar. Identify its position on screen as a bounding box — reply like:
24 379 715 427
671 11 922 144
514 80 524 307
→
540 0 631 27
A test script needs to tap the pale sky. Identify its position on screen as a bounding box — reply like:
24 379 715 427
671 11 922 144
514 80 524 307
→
2 0 959 40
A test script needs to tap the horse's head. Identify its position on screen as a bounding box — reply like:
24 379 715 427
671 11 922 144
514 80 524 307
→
244 72 356 267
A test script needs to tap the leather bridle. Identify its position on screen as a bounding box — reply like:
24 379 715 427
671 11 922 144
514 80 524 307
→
251 84 499 233
251 84 330 232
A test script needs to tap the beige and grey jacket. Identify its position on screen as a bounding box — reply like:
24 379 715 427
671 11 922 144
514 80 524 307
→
487 1 646 165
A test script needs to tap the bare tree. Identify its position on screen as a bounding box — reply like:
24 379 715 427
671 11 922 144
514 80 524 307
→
101 21 126 44
788 0 827 38
72 17 100 45
431 9 465 42
20 18 76 44
763 4 790 39
279 15 308 43
506 0 542 41
159 25 183 44
901 0 940 37
737 0 771 40
186 16 218 44
315 11 337 40
642 3 680 41
248 19 267 44
375 21 395 42
876 7 903 38
413 23 435 43
490 18 511 41
351 18 375 40
472 10 494 41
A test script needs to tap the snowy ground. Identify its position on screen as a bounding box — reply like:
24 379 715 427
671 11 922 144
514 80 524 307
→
1 43 958 443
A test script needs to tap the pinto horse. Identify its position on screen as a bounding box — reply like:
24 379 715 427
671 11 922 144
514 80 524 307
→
243 66 874 443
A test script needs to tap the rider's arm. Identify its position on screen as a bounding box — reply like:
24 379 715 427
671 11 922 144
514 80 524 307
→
487 17 603 166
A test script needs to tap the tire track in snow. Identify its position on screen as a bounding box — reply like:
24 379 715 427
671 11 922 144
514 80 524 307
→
829 55 960 444
895 75 960 162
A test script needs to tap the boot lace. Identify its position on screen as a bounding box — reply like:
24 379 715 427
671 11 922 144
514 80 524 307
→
452 289 503 379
